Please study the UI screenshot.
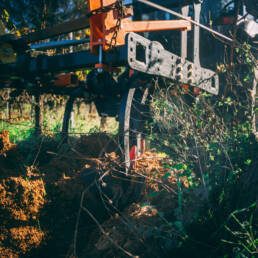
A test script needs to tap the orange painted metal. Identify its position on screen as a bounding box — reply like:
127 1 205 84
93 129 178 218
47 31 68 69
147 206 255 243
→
54 73 78 87
122 20 191 33
182 84 190 94
193 86 201 95
106 19 191 50
88 0 116 11
88 0 192 53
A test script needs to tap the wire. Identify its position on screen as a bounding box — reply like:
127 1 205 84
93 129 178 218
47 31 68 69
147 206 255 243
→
136 0 234 43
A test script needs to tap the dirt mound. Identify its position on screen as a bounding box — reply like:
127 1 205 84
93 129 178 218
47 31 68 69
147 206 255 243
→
0 131 47 256
81 152 181 258
75 133 119 158
0 130 16 155
0 176 45 221
8 226 44 253
0 131 24 179
0 169 46 256
0 132 180 258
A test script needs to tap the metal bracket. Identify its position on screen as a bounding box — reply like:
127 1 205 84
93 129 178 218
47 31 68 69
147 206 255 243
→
126 32 219 95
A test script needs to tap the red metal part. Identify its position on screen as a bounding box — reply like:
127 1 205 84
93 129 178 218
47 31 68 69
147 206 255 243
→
129 145 137 168
88 0 192 53
54 73 78 87
193 86 201 95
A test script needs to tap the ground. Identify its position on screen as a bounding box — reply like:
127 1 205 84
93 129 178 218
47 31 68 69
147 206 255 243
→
0 130 187 258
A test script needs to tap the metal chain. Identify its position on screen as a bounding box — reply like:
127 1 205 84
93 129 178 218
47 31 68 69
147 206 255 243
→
87 4 116 17
110 0 124 49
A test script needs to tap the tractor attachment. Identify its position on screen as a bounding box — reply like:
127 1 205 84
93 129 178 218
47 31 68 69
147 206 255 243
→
0 0 223 171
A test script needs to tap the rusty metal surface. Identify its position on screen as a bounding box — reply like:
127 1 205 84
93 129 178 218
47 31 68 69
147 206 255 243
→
126 32 219 95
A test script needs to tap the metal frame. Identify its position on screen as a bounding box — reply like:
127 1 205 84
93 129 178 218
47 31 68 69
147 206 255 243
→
0 0 223 169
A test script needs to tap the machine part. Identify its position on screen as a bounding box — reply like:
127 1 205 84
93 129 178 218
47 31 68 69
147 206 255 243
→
136 0 234 43
119 76 150 172
97 44 103 73
126 32 219 95
237 18 258 38
127 0 202 9
244 0 258 19
23 16 90 44
86 69 120 96
88 0 191 53
30 39 90 51
0 47 127 77
181 5 189 60
193 2 201 86
94 97 120 117
53 73 79 87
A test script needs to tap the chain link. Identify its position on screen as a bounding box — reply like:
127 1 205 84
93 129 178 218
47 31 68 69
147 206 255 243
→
110 0 123 49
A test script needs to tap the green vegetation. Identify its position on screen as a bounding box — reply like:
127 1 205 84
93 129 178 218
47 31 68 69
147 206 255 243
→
143 45 258 257
0 101 118 143
0 120 34 143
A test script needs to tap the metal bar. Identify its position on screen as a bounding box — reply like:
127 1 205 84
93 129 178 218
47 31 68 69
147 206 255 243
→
23 16 90 43
181 6 189 59
193 3 201 67
30 39 90 50
0 47 127 76
122 19 192 32
136 0 234 43
125 0 202 9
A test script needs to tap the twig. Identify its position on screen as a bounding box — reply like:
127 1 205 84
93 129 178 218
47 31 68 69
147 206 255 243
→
32 135 44 167
80 190 139 258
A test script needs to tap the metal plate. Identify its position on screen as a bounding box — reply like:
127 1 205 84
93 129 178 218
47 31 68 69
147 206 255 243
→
126 32 219 95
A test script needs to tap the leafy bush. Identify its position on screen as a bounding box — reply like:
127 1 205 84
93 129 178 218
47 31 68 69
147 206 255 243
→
145 62 257 257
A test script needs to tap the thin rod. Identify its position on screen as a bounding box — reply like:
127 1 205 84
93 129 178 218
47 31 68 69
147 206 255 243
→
30 38 90 50
136 0 234 43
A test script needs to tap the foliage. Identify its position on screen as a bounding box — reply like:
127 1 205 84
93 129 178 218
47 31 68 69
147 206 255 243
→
0 120 34 143
145 43 257 257
0 0 72 30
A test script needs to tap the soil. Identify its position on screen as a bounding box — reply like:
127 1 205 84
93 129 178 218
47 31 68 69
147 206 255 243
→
0 131 182 258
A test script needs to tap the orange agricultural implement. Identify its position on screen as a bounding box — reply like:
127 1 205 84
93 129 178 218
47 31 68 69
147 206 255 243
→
0 0 228 171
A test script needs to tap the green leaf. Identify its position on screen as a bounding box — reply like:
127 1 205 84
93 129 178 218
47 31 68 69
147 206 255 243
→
149 191 160 198
249 202 257 208
209 143 217 149
178 241 183 248
173 164 185 170
174 221 184 233
162 172 171 179
244 159 252 165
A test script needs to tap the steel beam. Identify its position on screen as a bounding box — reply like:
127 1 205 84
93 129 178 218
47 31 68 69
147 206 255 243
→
23 16 90 43
0 47 127 77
